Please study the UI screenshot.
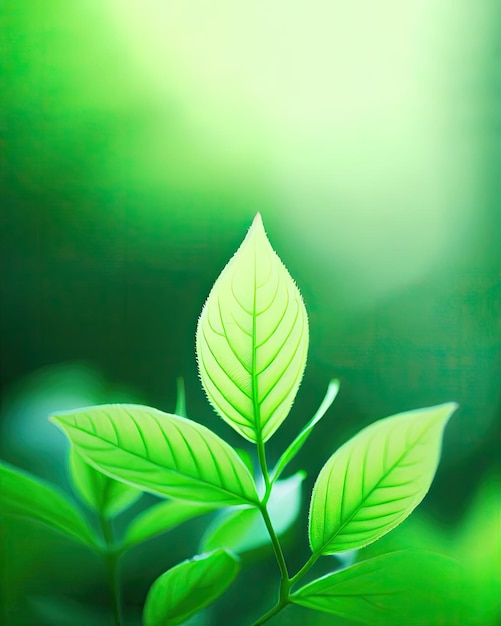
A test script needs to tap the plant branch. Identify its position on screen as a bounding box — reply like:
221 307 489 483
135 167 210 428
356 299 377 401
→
252 598 288 626
289 552 320 585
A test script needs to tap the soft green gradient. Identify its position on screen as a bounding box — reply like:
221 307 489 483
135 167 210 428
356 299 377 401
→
1 0 499 624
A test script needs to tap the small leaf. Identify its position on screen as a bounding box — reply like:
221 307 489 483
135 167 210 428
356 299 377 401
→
309 403 457 554
124 499 216 549
292 551 463 625
0 462 97 547
50 404 258 506
143 549 239 626
196 213 309 443
175 377 187 418
201 472 304 554
70 448 141 518
273 379 339 481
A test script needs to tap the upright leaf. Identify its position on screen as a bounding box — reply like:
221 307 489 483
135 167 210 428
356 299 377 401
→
272 379 339 481
70 448 141 518
201 472 304 554
309 403 457 554
124 499 216 549
0 462 97 547
143 549 239 626
50 404 258 506
196 213 309 443
292 551 463 625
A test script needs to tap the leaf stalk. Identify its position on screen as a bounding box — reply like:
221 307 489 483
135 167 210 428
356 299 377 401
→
99 514 123 626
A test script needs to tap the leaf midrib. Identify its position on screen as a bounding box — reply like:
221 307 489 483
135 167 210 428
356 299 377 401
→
317 417 440 553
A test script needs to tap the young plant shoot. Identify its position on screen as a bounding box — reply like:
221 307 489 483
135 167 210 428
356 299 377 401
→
1 214 458 625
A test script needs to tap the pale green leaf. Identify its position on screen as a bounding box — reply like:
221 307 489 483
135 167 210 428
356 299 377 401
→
50 404 258 506
124 499 216 549
196 213 309 443
272 379 339 481
309 403 457 554
0 462 97 548
201 472 304 553
70 448 141 518
143 549 239 626
292 551 463 625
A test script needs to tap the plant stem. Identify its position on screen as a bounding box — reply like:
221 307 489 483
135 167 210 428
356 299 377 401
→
252 598 288 626
99 514 122 626
259 503 289 582
289 552 320 585
256 438 272 498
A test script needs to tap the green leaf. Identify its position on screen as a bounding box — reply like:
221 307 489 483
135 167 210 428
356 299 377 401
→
143 549 240 626
234 448 254 476
196 213 309 443
124 499 216 549
272 379 339 481
201 472 304 554
0 462 97 548
292 551 463 625
309 403 457 554
175 377 187 417
50 404 258 506
70 448 141 518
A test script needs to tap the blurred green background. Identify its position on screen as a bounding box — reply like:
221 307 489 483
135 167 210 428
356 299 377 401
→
1 1 500 624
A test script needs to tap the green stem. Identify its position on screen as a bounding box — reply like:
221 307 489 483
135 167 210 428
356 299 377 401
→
99 514 122 626
259 503 289 582
289 552 320 585
252 598 288 626
256 438 272 499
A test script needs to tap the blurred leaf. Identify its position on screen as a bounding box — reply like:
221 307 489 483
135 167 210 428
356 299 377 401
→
293 551 463 625
196 213 309 443
272 379 339 481
453 471 501 625
50 404 258 506
30 596 109 626
0 462 97 548
309 403 457 554
143 549 239 626
124 499 216 549
201 472 304 554
69 448 141 518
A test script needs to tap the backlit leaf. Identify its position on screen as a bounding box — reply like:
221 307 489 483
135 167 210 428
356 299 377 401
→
0 462 97 547
292 551 463 625
50 404 258 506
124 499 216 549
272 379 339 481
201 472 304 554
70 448 141 518
143 549 239 626
196 213 309 443
309 403 457 554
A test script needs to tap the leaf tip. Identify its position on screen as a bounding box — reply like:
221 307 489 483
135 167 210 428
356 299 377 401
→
438 401 459 423
249 212 266 238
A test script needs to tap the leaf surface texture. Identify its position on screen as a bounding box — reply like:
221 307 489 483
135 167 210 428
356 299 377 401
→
196 214 308 442
293 551 463 625
51 404 258 506
143 549 239 626
309 403 456 553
